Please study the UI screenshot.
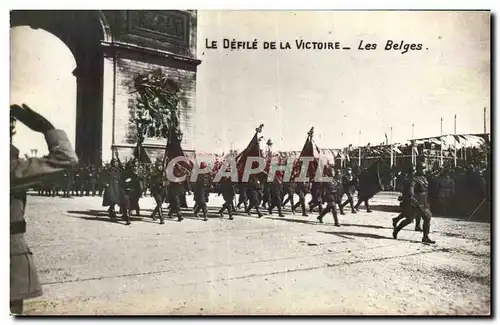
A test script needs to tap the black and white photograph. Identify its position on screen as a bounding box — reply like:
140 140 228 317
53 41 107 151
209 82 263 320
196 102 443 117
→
8 8 492 316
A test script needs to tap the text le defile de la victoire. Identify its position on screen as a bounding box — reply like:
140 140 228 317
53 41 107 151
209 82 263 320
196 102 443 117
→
205 38 428 54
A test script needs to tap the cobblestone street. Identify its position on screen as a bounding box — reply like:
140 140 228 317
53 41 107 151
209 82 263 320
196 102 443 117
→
22 192 491 315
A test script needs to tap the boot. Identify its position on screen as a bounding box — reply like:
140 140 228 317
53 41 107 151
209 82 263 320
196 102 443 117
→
422 237 436 244
123 213 131 226
317 207 328 224
393 218 412 240
392 217 398 228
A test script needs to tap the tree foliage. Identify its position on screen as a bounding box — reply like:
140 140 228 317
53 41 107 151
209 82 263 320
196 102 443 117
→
130 68 182 144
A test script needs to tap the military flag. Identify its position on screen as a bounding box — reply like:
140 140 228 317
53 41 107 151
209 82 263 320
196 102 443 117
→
235 124 266 182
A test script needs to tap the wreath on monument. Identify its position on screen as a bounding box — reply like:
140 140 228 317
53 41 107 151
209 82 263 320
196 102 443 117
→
131 68 182 145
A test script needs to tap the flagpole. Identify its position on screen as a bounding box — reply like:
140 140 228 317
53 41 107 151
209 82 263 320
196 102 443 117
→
484 106 488 167
390 127 394 167
358 130 361 167
341 132 344 168
454 114 457 167
411 123 415 165
390 127 395 189
440 117 443 167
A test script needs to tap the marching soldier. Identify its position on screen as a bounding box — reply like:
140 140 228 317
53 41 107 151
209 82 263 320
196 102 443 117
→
332 168 345 215
354 166 373 213
236 183 249 211
10 103 78 314
268 174 285 217
281 181 296 212
317 178 341 226
261 180 271 209
392 166 420 231
102 151 130 225
245 176 264 218
124 161 142 217
392 162 435 244
292 181 309 216
340 167 357 214
218 172 236 220
150 162 168 224
308 181 323 213
167 180 185 222
193 162 210 221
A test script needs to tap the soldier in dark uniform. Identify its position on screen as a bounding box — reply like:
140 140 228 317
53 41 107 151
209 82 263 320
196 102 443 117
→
340 167 357 214
98 165 106 196
43 173 58 197
88 165 98 196
179 179 190 209
308 181 323 213
81 165 90 196
332 168 345 215
268 175 285 217
281 182 296 212
236 183 249 211
354 166 372 213
193 162 210 221
392 166 420 231
392 162 435 244
317 179 341 226
72 167 82 197
218 173 236 220
102 152 130 224
437 169 455 216
245 176 264 218
292 181 308 216
150 162 168 224
261 180 271 209
62 168 72 197
167 180 185 222
124 161 143 217
10 103 79 314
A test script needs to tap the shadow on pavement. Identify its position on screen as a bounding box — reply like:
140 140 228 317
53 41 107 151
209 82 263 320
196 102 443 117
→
320 231 391 240
340 223 392 230
267 216 321 226
66 209 234 224
66 210 143 222
318 230 424 244
366 204 400 213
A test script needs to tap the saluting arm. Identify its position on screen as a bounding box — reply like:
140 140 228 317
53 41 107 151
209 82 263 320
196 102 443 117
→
11 129 79 191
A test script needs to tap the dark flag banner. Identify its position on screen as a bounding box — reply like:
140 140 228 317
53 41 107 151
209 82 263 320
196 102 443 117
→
292 127 324 181
133 142 152 164
163 130 192 180
357 160 383 199
236 124 265 182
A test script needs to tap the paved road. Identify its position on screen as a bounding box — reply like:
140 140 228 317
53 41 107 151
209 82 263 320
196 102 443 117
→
21 192 490 315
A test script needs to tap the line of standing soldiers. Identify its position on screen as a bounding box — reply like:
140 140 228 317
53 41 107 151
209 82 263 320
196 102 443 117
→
34 164 109 197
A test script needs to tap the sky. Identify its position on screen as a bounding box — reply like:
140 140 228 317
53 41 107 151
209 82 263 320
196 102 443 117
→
10 26 77 156
194 10 490 152
10 11 490 156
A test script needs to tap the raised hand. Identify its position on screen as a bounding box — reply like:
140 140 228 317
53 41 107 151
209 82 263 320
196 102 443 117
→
10 104 54 133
